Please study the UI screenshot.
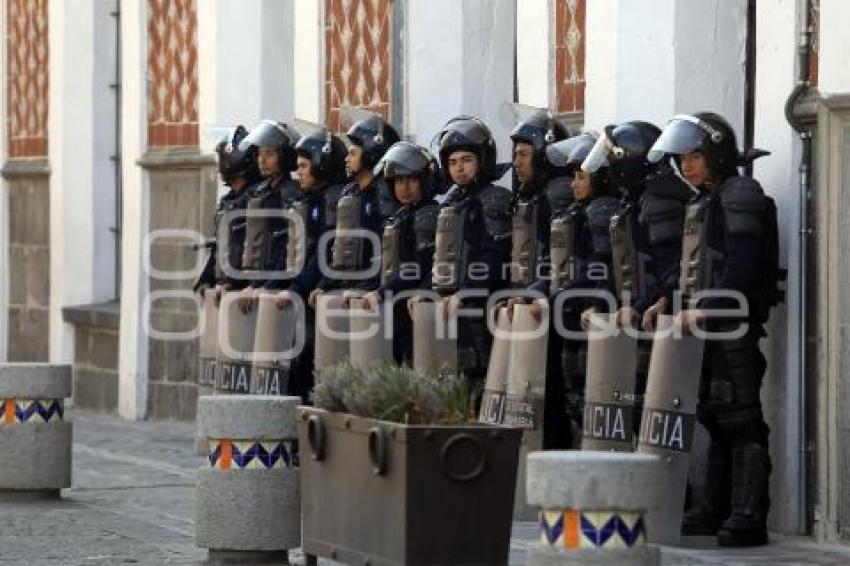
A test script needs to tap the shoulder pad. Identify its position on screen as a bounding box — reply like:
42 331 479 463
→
719 176 766 237
643 170 695 203
478 184 512 240
586 196 620 227
323 183 345 227
414 204 440 251
638 190 687 245
278 178 302 203
545 176 574 214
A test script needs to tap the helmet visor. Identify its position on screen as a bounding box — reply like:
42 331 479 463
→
374 142 430 178
581 132 615 173
545 132 598 168
239 120 294 152
647 116 709 162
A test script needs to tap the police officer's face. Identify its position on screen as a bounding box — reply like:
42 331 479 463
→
346 145 364 177
513 142 535 185
393 175 422 206
680 152 710 187
296 156 318 190
572 170 592 200
257 147 280 178
448 150 480 185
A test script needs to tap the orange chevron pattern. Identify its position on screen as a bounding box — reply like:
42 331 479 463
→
324 0 392 132
6 0 49 157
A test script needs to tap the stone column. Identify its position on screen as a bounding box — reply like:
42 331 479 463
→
196 394 301 561
526 451 661 566
0 363 72 499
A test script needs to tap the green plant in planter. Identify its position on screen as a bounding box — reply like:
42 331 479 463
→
313 362 474 425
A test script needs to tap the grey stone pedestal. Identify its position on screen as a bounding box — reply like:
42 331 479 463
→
196 395 300 561
525 451 662 565
0 363 73 499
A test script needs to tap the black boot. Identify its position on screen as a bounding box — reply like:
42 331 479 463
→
682 440 731 536
717 443 770 547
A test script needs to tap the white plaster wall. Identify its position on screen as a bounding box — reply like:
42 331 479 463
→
48 0 118 364
819 0 850 95
0 0 8 361
197 0 295 155
753 0 804 534
407 0 516 169
294 0 322 124
585 0 746 135
118 0 149 420
516 0 552 109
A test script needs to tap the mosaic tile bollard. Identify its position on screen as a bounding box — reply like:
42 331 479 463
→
525 451 662 566
196 395 300 562
0 363 73 499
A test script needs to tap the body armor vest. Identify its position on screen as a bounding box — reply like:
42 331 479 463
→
609 204 651 302
286 199 310 275
432 201 468 295
549 207 579 294
242 186 274 271
332 190 363 270
679 196 723 304
510 199 540 287
381 209 410 286
214 195 247 281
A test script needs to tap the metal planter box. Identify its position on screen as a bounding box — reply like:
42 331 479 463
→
297 407 522 566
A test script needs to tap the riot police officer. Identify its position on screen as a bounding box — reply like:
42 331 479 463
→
506 109 570 290
647 112 776 547
272 128 348 400
529 132 619 447
194 125 261 296
310 113 400 306
361 141 441 363
235 120 302 309
423 115 512 387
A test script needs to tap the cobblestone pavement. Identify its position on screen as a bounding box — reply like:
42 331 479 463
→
2 411 850 565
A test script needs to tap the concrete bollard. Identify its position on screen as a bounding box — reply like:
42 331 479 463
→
0 363 73 500
196 395 301 562
526 451 661 566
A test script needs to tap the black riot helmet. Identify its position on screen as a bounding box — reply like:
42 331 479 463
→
215 125 260 186
373 141 438 202
239 120 299 174
346 113 401 171
510 109 569 182
436 115 499 184
582 121 661 190
294 128 348 184
547 131 615 197
648 112 740 181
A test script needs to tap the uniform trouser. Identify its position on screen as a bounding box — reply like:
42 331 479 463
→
545 302 585 449
288 310 315 404
695 323 771 525
456 311 493 404
390 300 413 365
632 339 652 435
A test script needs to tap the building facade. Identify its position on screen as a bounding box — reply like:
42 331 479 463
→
2 0 850 542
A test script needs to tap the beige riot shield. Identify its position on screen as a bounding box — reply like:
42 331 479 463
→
637 314 705 545
314 293 350 372
581 312 639 452
348 297 393 369
215 293 258 394
509 202 537 287
411 300 457 377
198 291 219 396
249 293 298 395
503 303 549 521
431 206 464 295
286 200 310 276
478 306 512 424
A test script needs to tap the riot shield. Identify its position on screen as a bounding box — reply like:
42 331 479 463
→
314 293 350 372
637 314 705 545
581 312 638 451
504 303 549 520
411 300 457 377
198 291 219 395
348 297 393 369
478 306 512 424
215 293 257 394
249 293 298 395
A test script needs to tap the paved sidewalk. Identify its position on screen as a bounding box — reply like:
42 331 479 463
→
2 411 850 565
